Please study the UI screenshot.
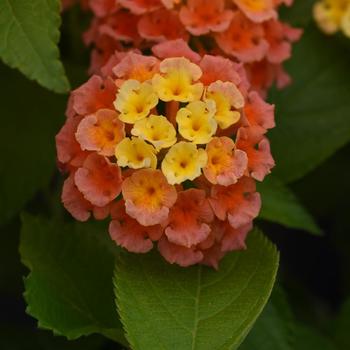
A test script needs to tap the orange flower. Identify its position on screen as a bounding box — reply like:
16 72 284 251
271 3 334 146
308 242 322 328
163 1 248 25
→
75 153 122 207
209 176 261 228
122 169 177 226
112 53 159 82
76 109 125 156
244 91 275 131
164 189 214 247
215 11 269 62
118 0 162 14
138 9 189 42
236 126 275 181
72 75 117 115
204 137 248 186
109 200 163 253
233 0 277 23
179 0 234 35
158 236 204 267
56 115 89 168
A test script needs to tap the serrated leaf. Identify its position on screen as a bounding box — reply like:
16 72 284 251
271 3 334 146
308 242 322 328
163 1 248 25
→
269 25 350 183
258 176 321 235
20 214 127 346
0 0 70 93
239 287 294 350
0 64 65 225
114 229 279 350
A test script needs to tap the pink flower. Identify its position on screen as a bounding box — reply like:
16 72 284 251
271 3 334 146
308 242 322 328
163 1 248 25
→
75 153 122 206
164 189 214 248
236 126 275 181
209 176 261 228
109 200 163 253
179 0 234 35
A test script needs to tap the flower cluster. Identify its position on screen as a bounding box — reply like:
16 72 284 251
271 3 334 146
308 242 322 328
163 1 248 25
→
80 0 302 96
314 0 350 38
56 43 275 268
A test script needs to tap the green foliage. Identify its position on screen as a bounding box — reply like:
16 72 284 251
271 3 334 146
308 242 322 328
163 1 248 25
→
280 0 316 27
19 214 126 346
0 64 66 225
333 299 350 349
114 229 279 350
258 176 321 235
269 25 350 183
294 325 337 350
0 0 69 93
239 287 294 350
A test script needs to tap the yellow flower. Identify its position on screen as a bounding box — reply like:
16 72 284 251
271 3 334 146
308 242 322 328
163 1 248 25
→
131 114 177 150
114 80 158 124
176 100 217 144
313 0 350 35
161 141 208 184
152 57 204 102
206 80 244 129
341 5 350 36
115 137 157 169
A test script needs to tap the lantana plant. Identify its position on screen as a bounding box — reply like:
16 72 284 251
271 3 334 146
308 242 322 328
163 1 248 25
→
56 40 275 268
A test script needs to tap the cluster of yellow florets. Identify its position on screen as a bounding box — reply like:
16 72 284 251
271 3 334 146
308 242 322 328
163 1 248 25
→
314 0 350 37
113 57 244 186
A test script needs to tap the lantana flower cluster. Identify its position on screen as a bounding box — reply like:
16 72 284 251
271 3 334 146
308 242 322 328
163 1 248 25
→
77 0 302 96
56 42 275 268
314 0 350 37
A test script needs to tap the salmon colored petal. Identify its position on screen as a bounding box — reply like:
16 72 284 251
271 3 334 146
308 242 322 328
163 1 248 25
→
122 169 177 226
244 91 275 130
100 50 132 77
215 12 269 62
109 201 163 253
164 189 214 247
62 174 92 222
72 75 117 115
264 20 303 64
209 177 261 228
152 39 201 63
199 55 241 86
76 109 125 156
138 9 189 42
75 153 122 207
90 0 120 17
236 126 275 181
118 0 162 14
179 0 233 35
56 115 88 168
221 222 252 252
201 243 225 269
158 237 204 266
113 52 159 82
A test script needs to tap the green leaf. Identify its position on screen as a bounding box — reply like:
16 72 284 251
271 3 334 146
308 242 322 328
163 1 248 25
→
20 214 127 346
258 176 321 235
114 229 279 350
0 0 70 93
0 64 65 225
269 25 350 183
239 287 294 350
